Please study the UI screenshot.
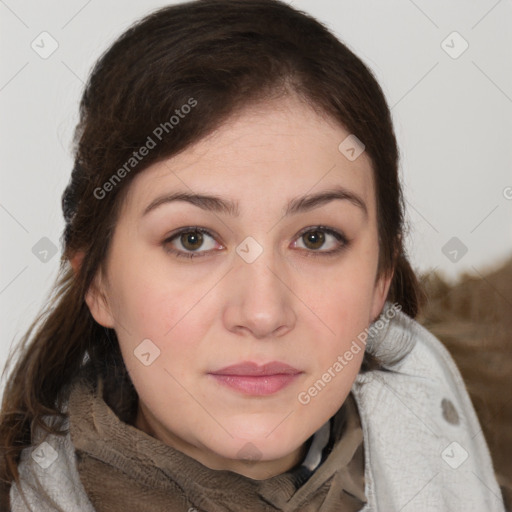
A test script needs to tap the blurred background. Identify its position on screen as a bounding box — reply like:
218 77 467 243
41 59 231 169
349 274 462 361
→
1 0 511 504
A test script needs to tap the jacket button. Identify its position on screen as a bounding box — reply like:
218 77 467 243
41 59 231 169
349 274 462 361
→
441 398 460 425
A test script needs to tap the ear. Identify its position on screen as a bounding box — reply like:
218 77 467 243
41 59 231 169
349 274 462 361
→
370 237 402 322
370 268 394 323
70 251 115 329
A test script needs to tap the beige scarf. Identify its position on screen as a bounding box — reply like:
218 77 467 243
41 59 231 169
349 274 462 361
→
67 367 366 512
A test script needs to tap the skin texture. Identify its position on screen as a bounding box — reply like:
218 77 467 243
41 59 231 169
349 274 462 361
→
72 94 393 480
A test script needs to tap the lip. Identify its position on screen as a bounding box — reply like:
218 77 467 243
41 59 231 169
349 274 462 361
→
210 361 301 376
208 361 302 396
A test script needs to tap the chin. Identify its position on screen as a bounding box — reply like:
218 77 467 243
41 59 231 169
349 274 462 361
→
205 422 305 463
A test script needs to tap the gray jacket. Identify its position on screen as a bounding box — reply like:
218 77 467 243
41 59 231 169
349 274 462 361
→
10 303 506 511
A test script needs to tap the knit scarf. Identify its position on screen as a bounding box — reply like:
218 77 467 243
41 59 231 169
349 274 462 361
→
67 367 366 512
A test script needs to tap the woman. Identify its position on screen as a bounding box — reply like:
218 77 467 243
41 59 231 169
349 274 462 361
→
0 0 506 510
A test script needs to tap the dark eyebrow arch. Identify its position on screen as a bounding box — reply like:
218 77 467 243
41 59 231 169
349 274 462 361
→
141 185 368 220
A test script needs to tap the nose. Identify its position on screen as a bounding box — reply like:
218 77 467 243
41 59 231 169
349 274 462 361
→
222 242 297 340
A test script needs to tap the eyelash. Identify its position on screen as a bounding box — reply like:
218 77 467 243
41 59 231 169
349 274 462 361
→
162 225 350 260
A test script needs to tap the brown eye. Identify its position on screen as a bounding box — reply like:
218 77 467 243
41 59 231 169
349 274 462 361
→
163 227 220 259
292 226 349 257
163 225 348 260
180 230 204 251
302 230 325 250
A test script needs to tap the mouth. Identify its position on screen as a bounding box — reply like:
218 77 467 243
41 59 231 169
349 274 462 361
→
208 361 303 396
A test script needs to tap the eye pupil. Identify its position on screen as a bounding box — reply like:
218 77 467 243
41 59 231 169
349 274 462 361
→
181 231 203 250
303 230 325 250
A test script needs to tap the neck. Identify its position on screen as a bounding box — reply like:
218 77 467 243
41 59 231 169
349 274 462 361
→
134 403 308 480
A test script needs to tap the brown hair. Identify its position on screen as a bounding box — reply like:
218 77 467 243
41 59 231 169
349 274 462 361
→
0 0 426 503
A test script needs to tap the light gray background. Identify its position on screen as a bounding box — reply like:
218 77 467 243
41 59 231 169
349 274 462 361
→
1 0 511 395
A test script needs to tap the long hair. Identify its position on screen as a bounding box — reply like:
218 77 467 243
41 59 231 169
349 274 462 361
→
0 0 426 502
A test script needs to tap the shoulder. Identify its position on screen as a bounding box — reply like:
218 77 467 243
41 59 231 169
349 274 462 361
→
10 415 95 512
353 302 476 434
366 301 472 387
353 302 506 511
357 301 487 396
355 301 486 439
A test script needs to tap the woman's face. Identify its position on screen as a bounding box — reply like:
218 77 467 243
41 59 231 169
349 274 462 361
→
82 95 392 479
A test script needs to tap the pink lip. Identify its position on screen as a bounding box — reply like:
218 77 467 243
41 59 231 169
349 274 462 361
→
208 361 302 396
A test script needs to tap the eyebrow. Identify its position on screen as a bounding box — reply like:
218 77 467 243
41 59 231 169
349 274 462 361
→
141 185 368 220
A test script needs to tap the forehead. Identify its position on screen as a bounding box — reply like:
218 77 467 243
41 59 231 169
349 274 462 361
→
121 95 376 220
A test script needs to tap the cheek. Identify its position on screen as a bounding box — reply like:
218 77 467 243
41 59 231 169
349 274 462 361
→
299 266 375 396
295 345 363 430
108 255 201 337
306 270 376 338
112 279 205 415
111 262 217 370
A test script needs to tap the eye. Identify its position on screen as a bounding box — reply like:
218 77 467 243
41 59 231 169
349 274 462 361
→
292 226 349 257
162 225 350 260
163 227 222 259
